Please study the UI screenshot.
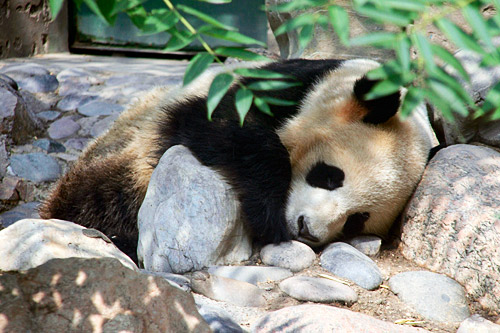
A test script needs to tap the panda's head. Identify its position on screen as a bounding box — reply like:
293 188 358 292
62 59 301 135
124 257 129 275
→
278 59 435 246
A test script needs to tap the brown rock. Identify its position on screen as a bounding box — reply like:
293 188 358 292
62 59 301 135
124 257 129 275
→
0 257 211 332
401 144 500 314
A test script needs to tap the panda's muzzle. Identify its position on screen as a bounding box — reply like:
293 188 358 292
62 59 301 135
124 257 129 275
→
297 215 320 243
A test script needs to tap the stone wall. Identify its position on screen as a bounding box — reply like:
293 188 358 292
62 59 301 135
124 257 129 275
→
0 0 68 58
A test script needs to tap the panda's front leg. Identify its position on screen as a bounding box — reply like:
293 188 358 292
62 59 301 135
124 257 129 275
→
181 122 292 244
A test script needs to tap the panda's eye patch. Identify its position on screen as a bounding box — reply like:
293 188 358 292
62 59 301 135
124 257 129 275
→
306 162 344 190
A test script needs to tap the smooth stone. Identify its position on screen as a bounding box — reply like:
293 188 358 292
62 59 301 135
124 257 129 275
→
37 110 60 122
389 271 470 322
48 116 81 140
0 73 18 90
64 138 90 151
191 271 266 307
57 93 98 111
279 276 358 304
16 74 59 93
58 81 91 96
90 114 119 137
1 63 50 76
77 116 100 137
320 242 383 290
348 235 382 256
77 101 124 117
140 270 191 292
260 240 316 272
208 266 293 285
457 314 500 333
9 153 61 183
0 202 40 228
197 303 243 333
33 138 66 153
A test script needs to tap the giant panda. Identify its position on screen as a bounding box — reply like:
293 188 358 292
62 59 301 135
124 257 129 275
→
40 59 437 262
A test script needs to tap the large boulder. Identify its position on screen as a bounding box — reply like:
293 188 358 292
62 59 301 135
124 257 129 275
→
0 257 211 332
401 144 500 313
0 218 137 271
138 145 252 273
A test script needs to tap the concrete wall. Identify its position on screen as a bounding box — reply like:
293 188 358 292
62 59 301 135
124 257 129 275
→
0 0 68 58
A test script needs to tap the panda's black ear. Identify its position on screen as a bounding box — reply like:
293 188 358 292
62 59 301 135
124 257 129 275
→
353 76 401 125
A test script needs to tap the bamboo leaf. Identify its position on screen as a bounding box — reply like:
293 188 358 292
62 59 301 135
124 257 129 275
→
431 44 469 81
183 53 215 86
463 3 494 50
247 80 301 91
140 9 178 35
436 18 485 54
260 96 296 106
383 0 426 12
214 47 269 61
355 4 411 26
254 97 273 116
199 26 266 46
401 87 424 118
48 0 65 20
428 78 469 116
235 88 254 126
111 0 145 15
164 30 196 51
364 79 401 100
328 5 350 45
82 0 111 24
196 0 231 3
411 32 437 72
396 35 411 73
207 73 234 120
274 13 316 36
177 4 236 31
298 25 314 51
233 68 293 79
126 5 148 28
481 81 500 118
350 32 398 47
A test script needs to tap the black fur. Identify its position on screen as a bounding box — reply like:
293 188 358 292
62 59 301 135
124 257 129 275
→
342 212 370 238
353 76 401 125
306 162 345 191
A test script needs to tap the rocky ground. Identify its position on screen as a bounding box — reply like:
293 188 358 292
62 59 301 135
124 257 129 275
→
0 54 499 332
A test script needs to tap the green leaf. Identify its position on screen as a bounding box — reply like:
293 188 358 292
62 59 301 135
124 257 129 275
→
349 32 398 47
428 78 469 116
401 87 424 118
436 18 485 54
430 68 474 106
196 0 231 3
82 0 112 25
233 68 293 79
395 35 411 73
126 4 148 28
267 0 329 13
48 0 64 20
183 53 215 86
177 4 236 31
274 13 316 36
247 80 301 91
463 3 494 50
383 0 426 12
254 97 273 116
207 73 234 120
480 81 500 118
365 60 402 80
260 96 296 106
355 4 411 26
199 26 266 46
298 25 314 51
431 44 469 81
328 5 350 45
411 32 437 72
423 87 454 121
235 88 254 126
111 0 145 16
364 79 401 100
164 30 196 51
214 47 269 61
140 9 178 35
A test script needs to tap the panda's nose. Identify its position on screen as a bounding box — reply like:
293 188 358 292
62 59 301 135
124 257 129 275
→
297 215 319 243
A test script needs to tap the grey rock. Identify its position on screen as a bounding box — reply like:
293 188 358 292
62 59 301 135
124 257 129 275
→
0 135 8 178
260 240 316 272
191 271 266 307
137 145 252 273
348 235 382 256
457 315 500 333
389 271 470 322
208 266 293 285
57 68 100 83
90 114 119 137
0 73 18 90
19 90 53 114
77 115 100 137
77 101 124 117
1 63 58 93
140 270 191 292
57 93 98 111
9 153 61 183
48 116 81 139
477 119 500 147
64 138 90 151
252 304 428 332
1 63 50 76
279 276 358 304
320 242 383 290
37 110 60 122
401 145 500 313
0 202 40 228
33 138 66 153
197 303 243 333
58 80 91 96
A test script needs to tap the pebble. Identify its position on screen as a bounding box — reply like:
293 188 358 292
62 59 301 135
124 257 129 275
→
191 271 266 307
48 116 81 140
197 303 243 333
1 63 59 93
77 116 100 137
348 235 382 256
77 101 124 117
57 93 98 111
58 81 92 96
0 202 40 228
33 138 66 153
457 314 500 333
279 276 358 304
90 114 119 137
389 270 470 322
65 138 90 151
260 240 316 272
37 110 61 122
207 265 293 285
9 153 61 183
320 242 383 290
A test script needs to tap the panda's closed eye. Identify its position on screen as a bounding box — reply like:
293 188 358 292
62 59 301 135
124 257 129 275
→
306 162 345 190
